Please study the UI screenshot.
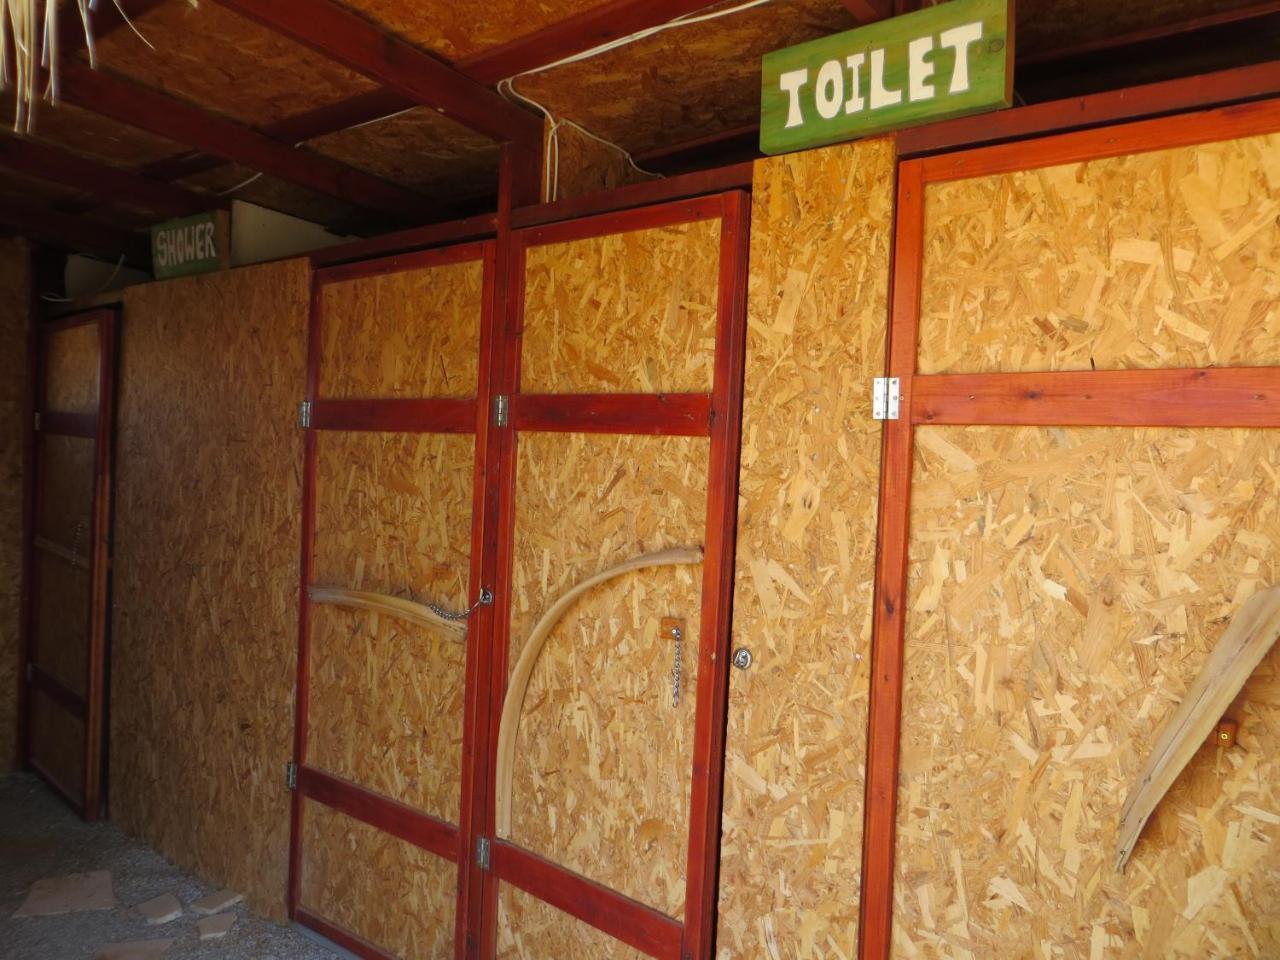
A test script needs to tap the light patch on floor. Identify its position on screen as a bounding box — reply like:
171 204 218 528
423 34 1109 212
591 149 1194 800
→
0 774 343 960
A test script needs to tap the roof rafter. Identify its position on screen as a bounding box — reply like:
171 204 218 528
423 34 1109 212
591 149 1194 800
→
55 59 438 221
0 136 222 219
206 0 543 147
842 0 892 23
0 195 150 266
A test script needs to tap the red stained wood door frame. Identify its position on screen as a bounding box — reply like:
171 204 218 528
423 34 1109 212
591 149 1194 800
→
289 240 499 960
473 191 751 960
21 307 117 821
858 96 1280 960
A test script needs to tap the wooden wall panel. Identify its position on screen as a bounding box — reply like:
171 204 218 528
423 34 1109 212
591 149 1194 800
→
548 122 658 204
319 259 484 399
44 323 100 415
502 431 709 922
497 883 648 960
30 689 85 797
36 435 93 552
32 555 90 696
918 133 1280 374
301 801 455 960
308 430 474 817
308 606 465 820
0 237 29 773
715 137 894 958
520 220 721 394
113 259 308 920
312 431 475 605
894 425 1280 959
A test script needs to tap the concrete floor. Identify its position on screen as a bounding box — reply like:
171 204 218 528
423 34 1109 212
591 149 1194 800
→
1 772 344 960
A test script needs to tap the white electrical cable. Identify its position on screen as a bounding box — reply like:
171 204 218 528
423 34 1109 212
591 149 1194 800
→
498 0 776 201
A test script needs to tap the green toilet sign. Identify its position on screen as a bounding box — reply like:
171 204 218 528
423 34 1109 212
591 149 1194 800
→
760 0 1013 155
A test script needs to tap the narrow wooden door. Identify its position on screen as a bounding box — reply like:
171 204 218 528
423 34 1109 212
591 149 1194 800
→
23 307 116 819
288 243 498 959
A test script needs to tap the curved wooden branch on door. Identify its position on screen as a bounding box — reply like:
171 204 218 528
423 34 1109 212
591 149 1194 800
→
1114 585 1280 871
308 585 468 642
494 546 704 838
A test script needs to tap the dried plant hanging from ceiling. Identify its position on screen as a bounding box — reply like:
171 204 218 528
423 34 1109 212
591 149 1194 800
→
0 0 151 133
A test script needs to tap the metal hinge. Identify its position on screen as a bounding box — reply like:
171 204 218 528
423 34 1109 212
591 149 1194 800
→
297 401 312 429
872 377 901 421
285 761 298 791
475 836 491 870
493 395 509 428
26 663 33 683
33 411 41 432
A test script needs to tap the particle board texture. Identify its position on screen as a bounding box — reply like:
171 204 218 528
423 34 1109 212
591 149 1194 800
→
318 257 485 398
918 132 1280 374
112 258 309 921
894 424 1280 959
714 137 894 959
547 121 660 204
308 430 475 818
519 219 721 394
90 0 376 127
30 688 86 798
44 323 100 415
496 883 648 960
512 0 855 158
32 554 90 697
36 435 94 558
300 800 455 959
0 237 29 772
501 431 709 930
308 107 502 205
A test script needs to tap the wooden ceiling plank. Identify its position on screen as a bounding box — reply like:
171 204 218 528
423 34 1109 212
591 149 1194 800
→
0 195 149 265
841 0 892 24
205 0 541 146
115 1 750 190
0 136 222 218
54 59 437 221
1020 1 1280 66
457 0 761 84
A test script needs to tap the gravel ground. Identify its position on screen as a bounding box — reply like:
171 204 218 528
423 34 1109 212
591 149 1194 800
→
1 773 345 960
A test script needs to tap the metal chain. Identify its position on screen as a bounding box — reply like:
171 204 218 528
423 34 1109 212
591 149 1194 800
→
428 587 494 622
671 624 683 708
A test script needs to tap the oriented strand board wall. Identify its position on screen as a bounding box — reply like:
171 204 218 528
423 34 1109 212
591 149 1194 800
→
113 259 308 920
918 133 1280 374
301 802 455 959
497 885 647 960
715 137 894 958
502 432 709 926
520 219 721 394
308 431 474 818
894 425 1280 958
0 238 29 772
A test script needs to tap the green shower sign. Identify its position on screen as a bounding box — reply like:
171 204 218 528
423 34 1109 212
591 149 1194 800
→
760 0 1013 155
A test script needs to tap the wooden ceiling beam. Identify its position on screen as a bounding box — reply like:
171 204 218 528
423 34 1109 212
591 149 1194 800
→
111 1 747 189
206 0 542 147
54 59 437 221
1020 1 1280 66
457 0 759 84
0 136 222 219
0 196 149 266
841 0 892 24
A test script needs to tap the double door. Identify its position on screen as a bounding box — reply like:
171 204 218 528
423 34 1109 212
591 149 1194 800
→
288 194 749 959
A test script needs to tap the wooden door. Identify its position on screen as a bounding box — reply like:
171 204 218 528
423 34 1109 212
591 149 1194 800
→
479 194 749 960
289 243 498 959
864 101 1280 959
23 307 116 819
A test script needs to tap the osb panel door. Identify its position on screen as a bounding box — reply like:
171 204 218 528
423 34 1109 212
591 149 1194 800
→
487 195 748 960
867 103 1280 960
293 242 494 960
715 138 894 959
24 309 115 820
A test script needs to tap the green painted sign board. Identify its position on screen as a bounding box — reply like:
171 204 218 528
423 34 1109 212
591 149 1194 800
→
150 211 229 280
760 0 1013 155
